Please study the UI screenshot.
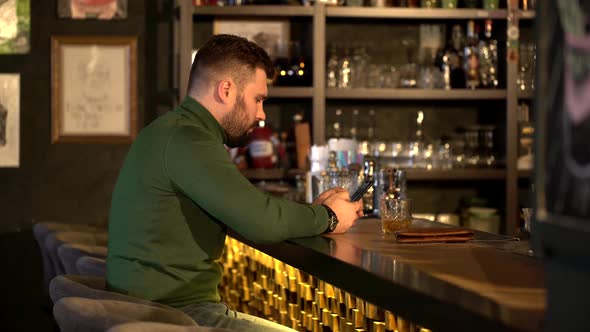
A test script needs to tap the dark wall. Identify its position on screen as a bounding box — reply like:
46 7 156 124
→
0 0 159 234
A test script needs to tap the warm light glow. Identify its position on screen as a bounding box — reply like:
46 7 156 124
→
258 120 265 127
298 70 304 76
417 111 424 125
280 70 286 76
299 62 305 68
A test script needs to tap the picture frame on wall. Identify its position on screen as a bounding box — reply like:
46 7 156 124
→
213 19 290 61
0 0 30 54
57 0 127 20
0 74 20 167
51 35 137 144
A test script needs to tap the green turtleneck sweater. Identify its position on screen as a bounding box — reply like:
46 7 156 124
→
106 97 328 308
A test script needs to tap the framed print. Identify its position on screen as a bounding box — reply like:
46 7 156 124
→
57 0 127 20
213 19 290 60
0 0 30 54
51 36 137 144
0 74 19 167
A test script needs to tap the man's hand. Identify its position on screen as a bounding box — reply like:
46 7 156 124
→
312 187 348 205
322 190 364 234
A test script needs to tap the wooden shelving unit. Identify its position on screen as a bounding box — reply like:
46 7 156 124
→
173 1 535 235
326 88 507 100
406 169 506 181
269 87 313 98
325 7 507 19
517 10 536 20
517 90 534 99
193 5 314 16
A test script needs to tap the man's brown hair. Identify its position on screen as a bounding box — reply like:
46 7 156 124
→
187 34 274 95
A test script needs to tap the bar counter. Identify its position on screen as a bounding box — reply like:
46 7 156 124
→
234 218 545 332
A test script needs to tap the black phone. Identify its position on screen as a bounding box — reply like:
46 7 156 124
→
350 180 373 202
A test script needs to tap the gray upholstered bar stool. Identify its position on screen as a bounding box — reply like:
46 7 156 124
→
49 275 172 309
53 297 199 332
33 221 106 287
75 256 107 277
58 243 108 274
107 322 233 332
45 231 108 276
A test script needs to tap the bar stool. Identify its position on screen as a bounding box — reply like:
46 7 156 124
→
53 297 199 332
58 243 107 274
107 322 233 332
44 231 108 277
76 256 106 277
49 274 172 310
33 221 106 288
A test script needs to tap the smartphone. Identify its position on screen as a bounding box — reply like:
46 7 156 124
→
350 180 373 202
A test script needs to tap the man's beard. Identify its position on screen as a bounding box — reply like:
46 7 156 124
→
221 94 258 148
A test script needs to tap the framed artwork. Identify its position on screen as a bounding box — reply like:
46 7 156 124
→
213 19 290 60
0 0 30 54
0 74 19 167
57 0 127 20
51 36 137 144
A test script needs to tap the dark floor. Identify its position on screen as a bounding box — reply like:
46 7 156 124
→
0 230 58 331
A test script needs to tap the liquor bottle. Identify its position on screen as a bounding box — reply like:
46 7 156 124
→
331 109 344 140
338 47 352 89
350 109 359 140
478 19 499 88
249 121 276 169
367 109 375 142
285 113 304 169
441 25 466 89
327 44 339 88
463 20 480 89
362 158 376 215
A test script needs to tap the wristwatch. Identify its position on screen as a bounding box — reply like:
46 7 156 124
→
322 204 339 233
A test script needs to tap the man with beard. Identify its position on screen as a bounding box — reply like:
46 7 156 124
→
106 34 363 331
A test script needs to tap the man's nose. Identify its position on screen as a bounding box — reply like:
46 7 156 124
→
256 105 266 121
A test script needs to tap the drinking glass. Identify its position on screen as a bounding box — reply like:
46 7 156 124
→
381 197 412 234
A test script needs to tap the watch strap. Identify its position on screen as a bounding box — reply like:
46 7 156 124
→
322 204 338 233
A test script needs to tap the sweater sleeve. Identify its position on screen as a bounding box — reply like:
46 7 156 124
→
164 126 329 243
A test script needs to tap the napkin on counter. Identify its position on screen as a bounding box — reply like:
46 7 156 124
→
395 228 474 243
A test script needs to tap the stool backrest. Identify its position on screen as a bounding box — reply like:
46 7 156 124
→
76 256 107 277
53 297 198 332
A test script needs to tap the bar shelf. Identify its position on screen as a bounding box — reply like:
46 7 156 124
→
326 88 507 100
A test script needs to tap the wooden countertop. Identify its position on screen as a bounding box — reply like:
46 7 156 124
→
238 218 545 332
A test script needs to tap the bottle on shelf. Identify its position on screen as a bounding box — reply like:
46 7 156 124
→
249 121 277 169
350 109 359 141
464 20 480 90
367 109 376 142
478 19 499 88
326 44 339 89
362 158 376 216
517 102 534 170
338 47 353 89
440 25 466 89
331 109 343 141
351 44 369 88
285 113 304 170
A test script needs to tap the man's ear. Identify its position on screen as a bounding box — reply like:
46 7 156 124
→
216 80 232 104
